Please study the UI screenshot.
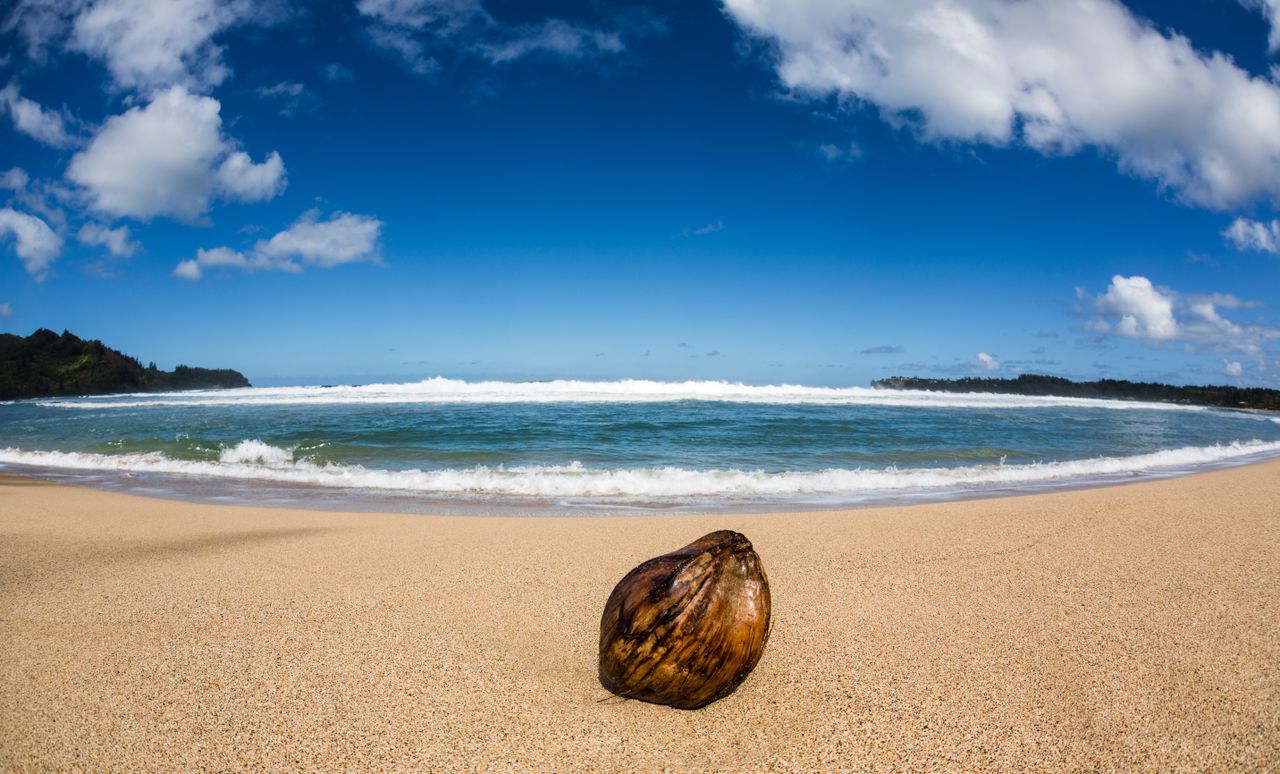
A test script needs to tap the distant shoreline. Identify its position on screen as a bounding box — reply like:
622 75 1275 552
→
0 329 249 401
873 374 1280 411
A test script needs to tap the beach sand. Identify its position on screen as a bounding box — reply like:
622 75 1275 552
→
2 464 1278 771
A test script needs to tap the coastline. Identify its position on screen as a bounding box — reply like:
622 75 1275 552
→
2 463 1278 769
4 437 1280 517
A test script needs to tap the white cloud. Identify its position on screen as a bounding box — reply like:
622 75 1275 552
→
1185 292 1264 311
367 26 438 75
71 0 239 90
65 86 286 221
358 0 475 27
5 177 73 234
76 222 139 258
1239 0 1280 52
1225 360 1244 378
817 140 863 163
0 302 12 320
1096 275 1180 340
974 351 1000 371
688 220 724 236
171 259 201 281
356 0 484 73
356 0 633 71
724 0 1280 210
174 210 384 280
482 20 624 64
216 151 286 202
1085 275 1280 355
0 168 30 190
0 83 75 147
1223 217 1280 253
0 207 63 280
4 0 260 92
173 245 256 280
2 1 72 61
256 210 384 268
356 0 486 35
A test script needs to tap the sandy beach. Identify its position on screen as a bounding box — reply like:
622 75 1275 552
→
1 465 1278 771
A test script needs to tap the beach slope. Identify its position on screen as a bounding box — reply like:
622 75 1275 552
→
2 464 1278 770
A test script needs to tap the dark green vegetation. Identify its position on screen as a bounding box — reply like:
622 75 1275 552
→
873 374 1280 411
0 329 249 400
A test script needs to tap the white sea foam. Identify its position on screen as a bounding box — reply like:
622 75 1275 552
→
218 439 293 466
34 377 1206 411
2 439 1276 500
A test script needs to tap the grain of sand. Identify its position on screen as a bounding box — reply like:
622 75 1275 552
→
1 463 1279 771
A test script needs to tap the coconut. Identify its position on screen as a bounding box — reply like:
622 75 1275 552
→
598 530 771 709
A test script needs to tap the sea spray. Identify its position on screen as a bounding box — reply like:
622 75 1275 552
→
2 440 1277 499
34 377 1207 411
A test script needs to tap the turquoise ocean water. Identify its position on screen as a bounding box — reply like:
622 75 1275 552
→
2 378 1279 514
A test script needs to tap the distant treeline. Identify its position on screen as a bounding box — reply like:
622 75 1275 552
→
872 374 1280 411
0 328 250 400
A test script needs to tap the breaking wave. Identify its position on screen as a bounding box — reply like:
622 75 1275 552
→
2 438 1276 500
34 377 1208 411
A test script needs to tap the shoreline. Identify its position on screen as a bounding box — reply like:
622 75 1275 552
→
3 441 1280 517
3 463 1279 769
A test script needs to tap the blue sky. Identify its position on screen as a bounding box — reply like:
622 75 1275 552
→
2 0 1280 387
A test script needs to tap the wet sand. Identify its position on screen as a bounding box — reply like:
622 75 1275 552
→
2 463 1278 770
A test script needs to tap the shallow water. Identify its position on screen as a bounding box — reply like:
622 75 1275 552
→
2 378 1278 514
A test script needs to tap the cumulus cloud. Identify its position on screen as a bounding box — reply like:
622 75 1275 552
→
65 86 286 221
0 83 75 148
1223 217 1280 253
1084 275 1280 355
356 0 637 72
3 0 269 92
72 0 252 90
1096 275 1180 340
174 210 384 280
256 210 383 268
215 151 286 202
77 222 139 258
724 0 1280 210
1225 360 1244 378
0 207 63 280
0 302 12 320
973 352 1001 371
173 245 253 280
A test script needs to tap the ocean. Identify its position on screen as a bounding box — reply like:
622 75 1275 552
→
2 377 1278 514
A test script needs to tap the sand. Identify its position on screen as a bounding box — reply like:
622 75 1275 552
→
1 465 1279 772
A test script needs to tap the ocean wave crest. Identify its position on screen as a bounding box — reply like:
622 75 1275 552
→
34 377 1207 411
2 438 1276 500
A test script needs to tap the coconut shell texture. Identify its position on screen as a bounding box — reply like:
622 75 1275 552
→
598 530 771 709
